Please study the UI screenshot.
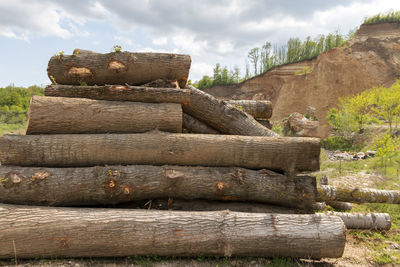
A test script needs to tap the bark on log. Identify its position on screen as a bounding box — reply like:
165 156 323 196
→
311 202 327 210
117 199 313 214
183 85 279 137
226 100 272 119
326 212 391 230
0 133 321 172
318 185 400 204
26 96 182 134
47 49 191 88
0 204 346 259
182 113 219 134
256 119 273 129
44 84 191 104
326 201 352 211
0 166 317 209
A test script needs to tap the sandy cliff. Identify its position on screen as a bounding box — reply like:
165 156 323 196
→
204 23 400 137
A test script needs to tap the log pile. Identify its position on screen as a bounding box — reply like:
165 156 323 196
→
0 49 393 260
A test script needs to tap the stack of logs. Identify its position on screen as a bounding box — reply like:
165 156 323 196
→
0 49 398 260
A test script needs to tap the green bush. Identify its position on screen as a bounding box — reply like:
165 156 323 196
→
321 136 363 151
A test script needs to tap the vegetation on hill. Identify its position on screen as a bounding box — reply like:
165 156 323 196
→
0 85 44 135
363 10 400 25
195 30 353 89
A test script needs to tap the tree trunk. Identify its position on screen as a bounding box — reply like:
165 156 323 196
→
226 100 272 119
182 113 219 134
183 85 279 137
44 84 191 104
116 199 313 214
256 119 273 129
47 49 191 88
0 166 317 209
326 201 352 211
326 212 391 230
311 202 327 210
26 96 182 134
0 204 346 259
318 185 400 204
0 133 321 172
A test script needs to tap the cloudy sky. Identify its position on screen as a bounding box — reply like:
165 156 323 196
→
0 0 399 87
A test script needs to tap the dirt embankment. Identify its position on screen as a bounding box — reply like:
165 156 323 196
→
204 22 400 137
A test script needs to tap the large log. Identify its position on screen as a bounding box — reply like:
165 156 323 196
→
318 185 400 204
183 85 279 137
26 96 182 134
226 100 272 119
182 113 219 134
47 49 191 88
326 212 391 230
0 133 320 172
0 204 346 259
44 84 191 104
117 199 313 214
0 166 317 209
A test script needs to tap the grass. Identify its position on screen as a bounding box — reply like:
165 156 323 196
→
364 10 400 25
0 123 25 136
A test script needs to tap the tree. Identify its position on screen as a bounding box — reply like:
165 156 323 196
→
248 48 260 76
373 131 400 174
371 82 400 132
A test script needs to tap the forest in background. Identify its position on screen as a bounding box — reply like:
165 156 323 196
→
0 85 43 135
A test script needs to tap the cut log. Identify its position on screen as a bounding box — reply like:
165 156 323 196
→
0 204 346 259
47 49 191 88
182 113 219 134
183 85 279 137
0 133 320 172
0 166 317 209
318 185 400 204
326 201 352 211
312 202 327 210
26 96 182 134
44 84 191 104
326 212 391 230
256 119 273 129
226 100 272 119
117 199 312 214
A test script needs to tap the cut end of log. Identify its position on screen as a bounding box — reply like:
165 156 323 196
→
67 67 93 78
108 60 127 72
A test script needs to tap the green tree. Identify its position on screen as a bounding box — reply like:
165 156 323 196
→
248 48 260 76
373 131 400 174
371 82 400 132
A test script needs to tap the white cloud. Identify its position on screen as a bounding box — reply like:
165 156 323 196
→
114 36 133 46
152 36 168 46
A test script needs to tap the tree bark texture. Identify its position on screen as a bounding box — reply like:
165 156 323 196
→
26 96 182 134
318 185 400 204
311 202 327 210
0 204 346 259
226 100 272 119
0 133 321 172
182 113 219 134
183 85 279 137
47 49 191 88
256 119 273 129
44 84 191 104
0 166 317 209
116 199 313 214
326 212 391 230
326 201 352 211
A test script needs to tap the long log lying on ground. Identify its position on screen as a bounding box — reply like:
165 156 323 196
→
226 100 272 119
26 96 182 134
0 204 346 259
47 49 191 88
44 84 191 104
120 200 389 230
0 166 316 209
183 85 278 137
0 133 320 172
182 113 219 134
117 199 313 214
318 185 400 204
326 201 352 211
326 212 391 230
